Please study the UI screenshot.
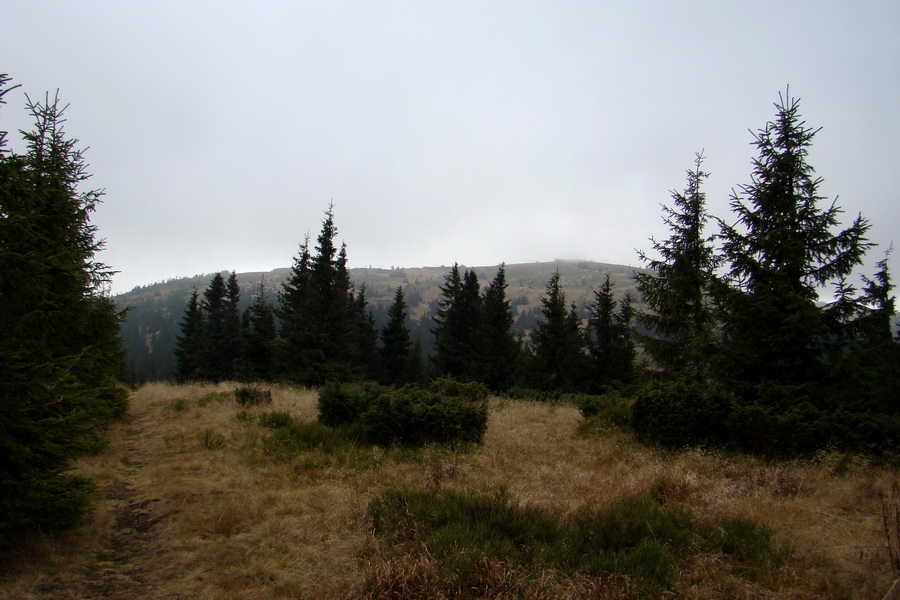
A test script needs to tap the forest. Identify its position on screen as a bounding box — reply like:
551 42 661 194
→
2 71 900 596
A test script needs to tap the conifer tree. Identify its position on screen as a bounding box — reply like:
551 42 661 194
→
350 284 380 380
587 272 636 387
381 286 412 385
222 271 242 377
635 153 720 380
480 264 521 392
0 79 128 533
174 289 204 382
200 272 229 382
277 204 366 385
529 271 586 391
431 265 482 381
237 278 276 382
717 91 872 391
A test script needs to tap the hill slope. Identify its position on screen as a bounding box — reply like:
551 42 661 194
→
114 260 644 382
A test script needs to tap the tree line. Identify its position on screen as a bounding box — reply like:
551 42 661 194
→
175 91 898 454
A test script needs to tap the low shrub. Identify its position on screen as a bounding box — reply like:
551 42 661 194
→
362 387 488 446
631 379 733 448
257 411 292 429
366 487 779 596
234 385 272 407
317 381 384 427
574 392 632 431
317 380 489 447
261 421 363 459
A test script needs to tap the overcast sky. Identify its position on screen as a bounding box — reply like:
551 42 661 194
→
3 1 898 295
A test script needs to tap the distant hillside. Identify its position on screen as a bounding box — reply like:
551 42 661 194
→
114 260 646 382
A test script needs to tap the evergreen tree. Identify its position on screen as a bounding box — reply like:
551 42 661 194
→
200 272 229 382
717 91 872 391
350 284 380 380
381 286 412 385
277 234 314 382
635 152 720 380
587 272 636 387
0 80 128 534
431 263 463 377
529 271 586 391
222 271 242 377
431 265 483 381
480 264 521 392
237 278 277 382
174 289 204 382
277 204 365 385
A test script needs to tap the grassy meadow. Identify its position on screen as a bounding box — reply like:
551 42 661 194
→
0 382 896 599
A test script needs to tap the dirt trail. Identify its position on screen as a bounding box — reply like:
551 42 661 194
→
76 405 169 599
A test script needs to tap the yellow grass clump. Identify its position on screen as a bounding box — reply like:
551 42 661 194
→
0 381 896 599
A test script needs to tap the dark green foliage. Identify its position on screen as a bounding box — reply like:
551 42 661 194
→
234 385 272 407
716 91 872 388
380 286 413 385
317 380 489 446
277 205 375 385
367 488 779 595
174 289 204 382
575 392 632 431
236 278 277 382
431 265 484 381
0 79 129 534
528 271 586 392
261 421 363 459
587 272 636 387
257 411 293 429
318 381 386 427
631 379 734 448
200 272 230 382
479 264 522 392
635 152 720 380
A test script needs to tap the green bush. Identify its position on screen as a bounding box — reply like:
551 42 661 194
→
257 411 293 429
317 381 385 427
317 380 489 447
234 385 272 407
362 387 488 446
575 393 632 430
631 379 733 447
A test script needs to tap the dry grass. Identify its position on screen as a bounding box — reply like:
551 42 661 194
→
0 382 896 599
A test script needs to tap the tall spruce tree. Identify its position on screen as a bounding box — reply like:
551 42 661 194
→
277 204 366 385
587 272 636 388
480 264 521 392
237 278 277 382
717 91 872 392
200 272 229 382
174 288 204 382
635 152 720 380
529 271 586 391
381 286 412 385
431 265 482 381
222 271 242 377
0 79 128 534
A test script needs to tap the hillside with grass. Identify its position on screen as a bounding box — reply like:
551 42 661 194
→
115 259 643 382
1 382 895 599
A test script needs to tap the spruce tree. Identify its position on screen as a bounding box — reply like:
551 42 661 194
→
381 286 412 385
200 272 229 382
0 80 128 534
480 264 521 392
431 263 463 377
587 272 636 387
717 91 872 391
237 278 277 382
174 289 204 382
635 152 720 380
529 271 586 391
222 271 242 377
277 204 365 385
